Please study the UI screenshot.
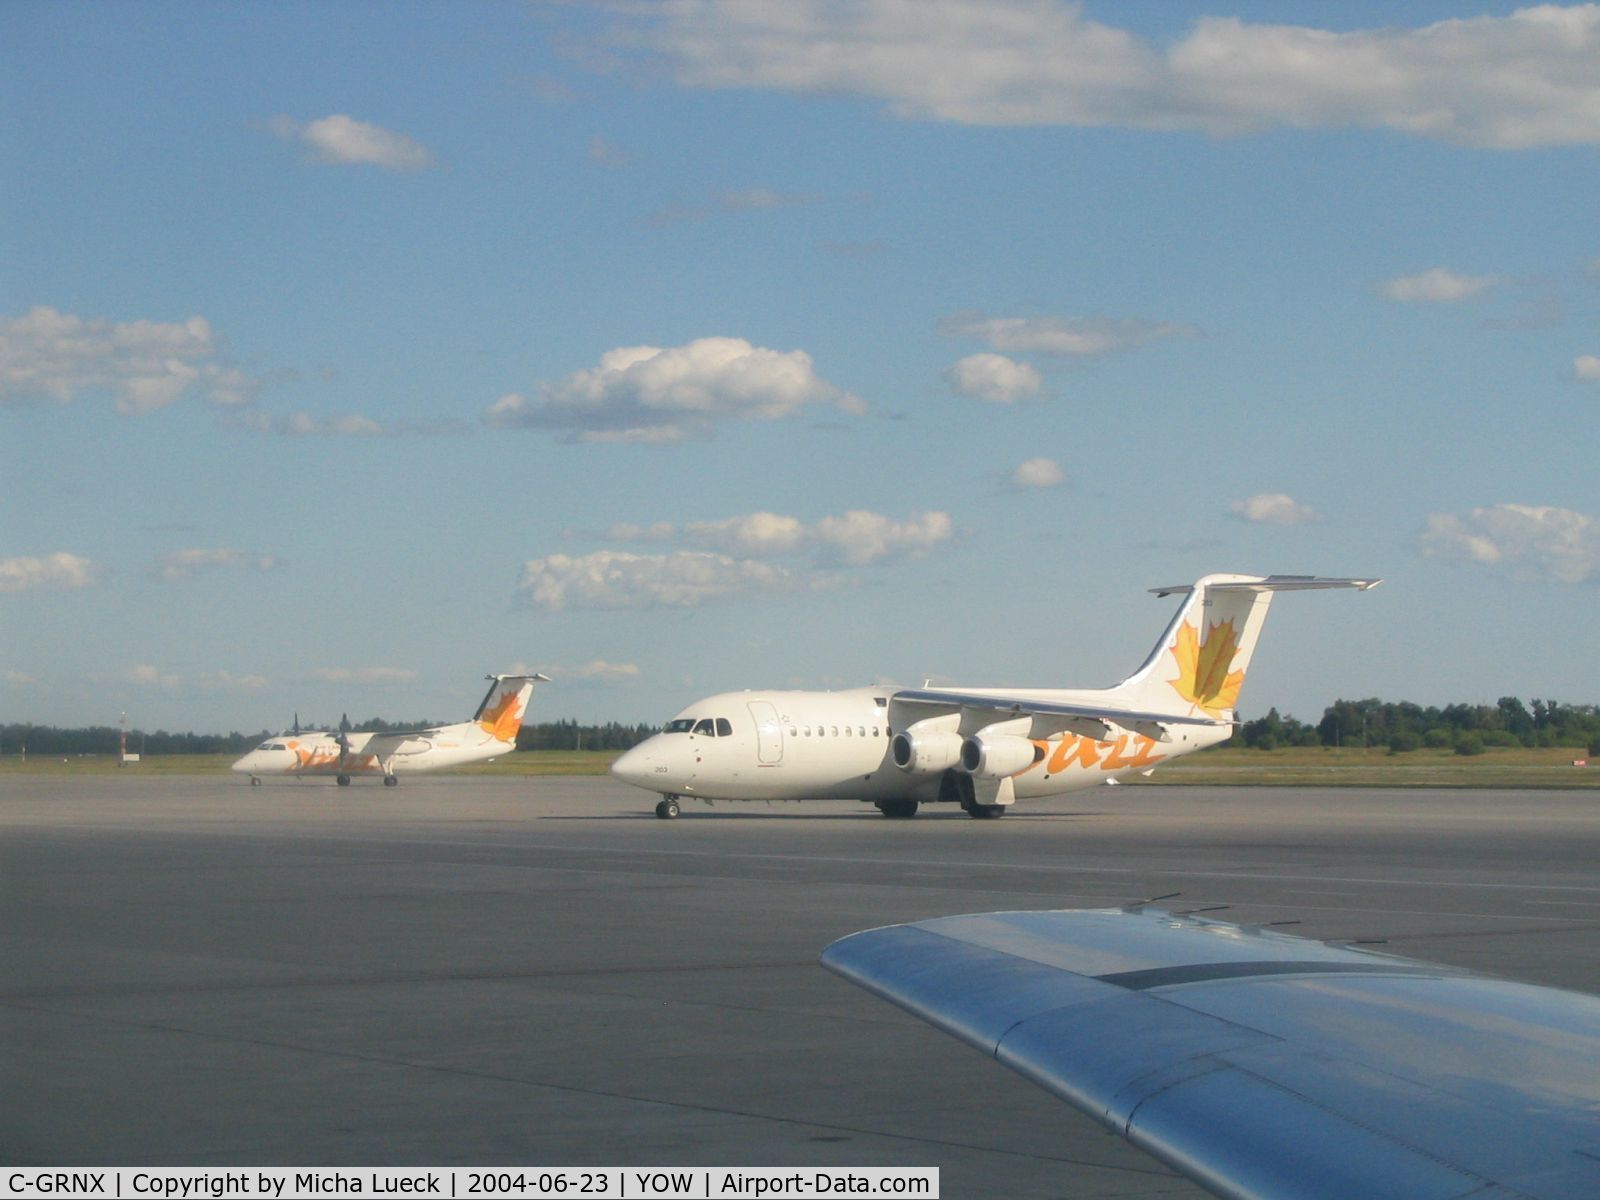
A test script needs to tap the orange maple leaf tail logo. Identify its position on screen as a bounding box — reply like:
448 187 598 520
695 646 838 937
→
1167 619 1245 717
479 691 525 741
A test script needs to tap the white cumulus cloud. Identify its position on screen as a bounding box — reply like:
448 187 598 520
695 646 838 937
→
560 660 643 682
125 664 181 689
307 667 420 684
230 410 389 437
944 353 1042 402
1381 267 1502 303
485 336 865 442
527 509 953 611
606 509 954 567
681 512 810 557
1573 354 1600 381
270 114 433 169
939 312 1194 357
0 307 257 413
117 666 267 692
1011 457 1065 489
812 510 953 566
517 550 798 611
0 552 96 594
155 549 281 582
606 1 1600 149
1420 503 1599 584
1229 493 1320 525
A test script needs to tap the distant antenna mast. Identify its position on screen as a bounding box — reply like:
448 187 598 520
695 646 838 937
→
117 711 141 767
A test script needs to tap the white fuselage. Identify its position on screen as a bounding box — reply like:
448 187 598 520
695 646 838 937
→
609 686 1227 807
230 723 509 780
231 673 544 784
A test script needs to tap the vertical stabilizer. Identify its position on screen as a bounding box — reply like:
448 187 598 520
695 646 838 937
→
1113 575 1379 720
472 673 550 743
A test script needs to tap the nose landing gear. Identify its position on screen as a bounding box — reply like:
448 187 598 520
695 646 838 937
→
654 796 681 819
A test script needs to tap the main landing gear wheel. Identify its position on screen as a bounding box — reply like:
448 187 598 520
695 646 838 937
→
963 799 1005 819
336 774 352 787
655 797 680 819
875 799 919 819
383 775 399 787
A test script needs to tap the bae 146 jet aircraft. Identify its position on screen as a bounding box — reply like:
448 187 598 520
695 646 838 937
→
232 673 548 786
611 574 1378 819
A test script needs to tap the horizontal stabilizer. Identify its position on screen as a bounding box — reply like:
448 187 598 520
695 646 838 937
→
1151 574 1382 597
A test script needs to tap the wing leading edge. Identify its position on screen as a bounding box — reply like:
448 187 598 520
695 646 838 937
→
822 909 1600 1200
889 688 1228 729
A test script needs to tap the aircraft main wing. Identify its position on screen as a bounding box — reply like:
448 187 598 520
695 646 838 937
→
355 728 445 756
822 909 1600 1200
889 689 1228 729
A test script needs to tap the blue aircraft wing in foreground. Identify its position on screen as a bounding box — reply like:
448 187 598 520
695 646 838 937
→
822 908 1600 1200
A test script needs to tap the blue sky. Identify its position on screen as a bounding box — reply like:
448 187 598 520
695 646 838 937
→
3 1 1597 736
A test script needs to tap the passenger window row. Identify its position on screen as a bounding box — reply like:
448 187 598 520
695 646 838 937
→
788 726 882 739
665 718 890 740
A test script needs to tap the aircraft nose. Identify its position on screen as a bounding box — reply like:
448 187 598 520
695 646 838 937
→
230 754 254 773
610 743 654 788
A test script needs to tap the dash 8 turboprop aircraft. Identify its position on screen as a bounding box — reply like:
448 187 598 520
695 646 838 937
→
611 574 1378 819
232 673 549 786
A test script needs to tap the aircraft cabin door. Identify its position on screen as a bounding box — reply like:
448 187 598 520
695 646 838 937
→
747 701 784 765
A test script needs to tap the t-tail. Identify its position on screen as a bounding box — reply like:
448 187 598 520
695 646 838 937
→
472 673 551 743
1109 574 1381 721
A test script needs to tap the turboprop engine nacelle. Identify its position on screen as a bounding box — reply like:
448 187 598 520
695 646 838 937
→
891 729 964 774
960 733 1041 779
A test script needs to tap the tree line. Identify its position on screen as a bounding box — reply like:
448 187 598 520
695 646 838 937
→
1237 698 1600 756
0 718 661 758
5 698 1597 758
324 715 657 750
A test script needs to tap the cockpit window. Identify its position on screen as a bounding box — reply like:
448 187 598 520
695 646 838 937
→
716 718 733 737
692 718 715 736
664 719 695 733
264 743 287 751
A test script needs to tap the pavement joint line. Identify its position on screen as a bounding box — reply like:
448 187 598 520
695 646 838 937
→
57 826 1600 896
0 959 821 1001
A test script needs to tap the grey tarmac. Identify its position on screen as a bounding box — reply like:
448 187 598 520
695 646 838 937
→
4 775 1598 1197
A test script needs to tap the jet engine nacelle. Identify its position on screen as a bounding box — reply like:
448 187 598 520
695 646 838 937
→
891 729 964 774
960 733 1041 778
